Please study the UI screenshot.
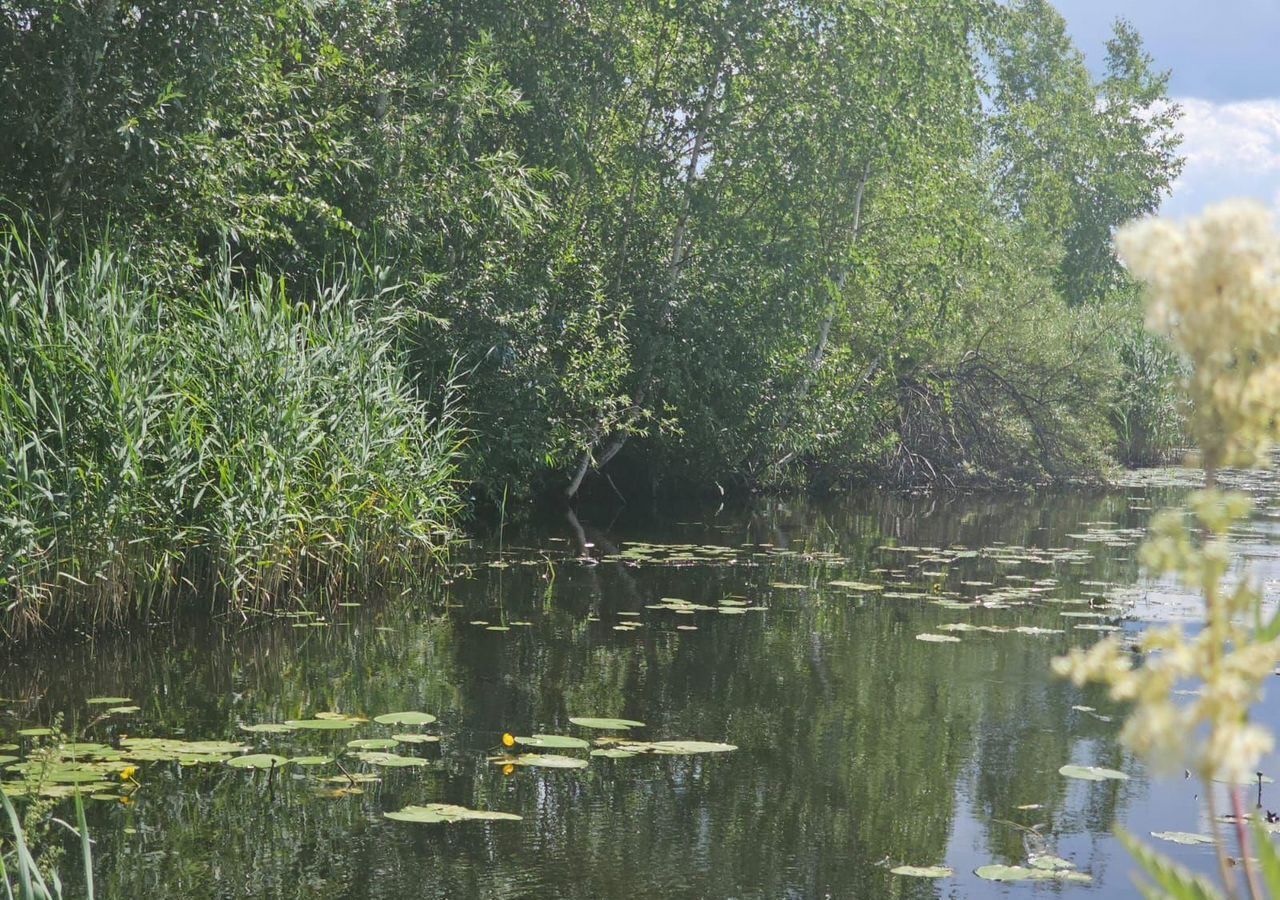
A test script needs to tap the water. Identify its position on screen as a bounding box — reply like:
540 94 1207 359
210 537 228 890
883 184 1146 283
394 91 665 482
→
5 476 1280 898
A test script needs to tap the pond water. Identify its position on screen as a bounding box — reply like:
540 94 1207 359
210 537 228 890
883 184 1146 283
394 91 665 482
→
6 472 1280 898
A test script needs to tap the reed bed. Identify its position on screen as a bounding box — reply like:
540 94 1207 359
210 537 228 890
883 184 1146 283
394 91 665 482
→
0 227 464 639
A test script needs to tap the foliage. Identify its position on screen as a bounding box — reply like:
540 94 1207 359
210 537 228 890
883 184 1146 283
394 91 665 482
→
1113 328 1185 466
0 225 462 637
0 0 1185 506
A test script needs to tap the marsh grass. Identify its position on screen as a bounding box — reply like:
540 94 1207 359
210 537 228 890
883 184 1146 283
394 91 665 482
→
0 225 464 639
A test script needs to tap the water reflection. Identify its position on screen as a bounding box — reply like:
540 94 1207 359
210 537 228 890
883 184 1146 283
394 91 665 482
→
4 482 1275 898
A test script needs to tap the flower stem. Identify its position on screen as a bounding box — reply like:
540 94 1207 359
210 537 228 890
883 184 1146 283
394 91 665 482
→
1207 785 1239 897
1232 786 1264 900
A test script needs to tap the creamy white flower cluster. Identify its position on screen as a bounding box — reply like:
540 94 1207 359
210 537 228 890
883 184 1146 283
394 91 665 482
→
1057 201 1280 787
1116 200 1280 470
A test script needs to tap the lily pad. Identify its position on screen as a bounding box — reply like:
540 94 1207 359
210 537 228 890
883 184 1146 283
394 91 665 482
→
86 697 132 705
514 735 590 750
119 738 247 762
645 740 737 755
347 738 398 750
392 734 440 745
385 803 521 824
1059 764 1128 781
975 864 1091 883
288 756 333 766
568 717 644 730
492 753 589 770
373 712 437 726
285 718 360 730
891 865 953 878
240 723 295 734
353 751 430 768
1151 831 1214 845
915 633 961 643
591 748 640 759
1029 855 1076 870
227 754 288 770
107 706 141 714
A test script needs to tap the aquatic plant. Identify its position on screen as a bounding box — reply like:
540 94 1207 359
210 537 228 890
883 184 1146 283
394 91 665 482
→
0 224 464 638
1054 200 1280 899
0 789 93 900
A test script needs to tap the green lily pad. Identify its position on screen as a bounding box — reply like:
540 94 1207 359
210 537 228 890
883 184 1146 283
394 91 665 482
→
1029 855 1076 870
385 803 521 824
86 697 132 705
1059 764 1128 781
373 712 437 726
288 756 333 766
568 717 644 730
975 865 1091 883
119 738 248 762
492 753 589 770
227 754 288 770
352 751 430 767
106 706 141 714
891 865 953 878
514 735 590 750
591 748 640 759
44 769 106 784
916 633 961 643
392 734 440 745
829 581 884 591
239 723 295 734
285 718 360 730
1151 831 1214 845
347 739 398 750
645 740 737 755
17 728 53 737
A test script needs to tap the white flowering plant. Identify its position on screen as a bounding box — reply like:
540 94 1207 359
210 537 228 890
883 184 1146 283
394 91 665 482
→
1054 201 1280 900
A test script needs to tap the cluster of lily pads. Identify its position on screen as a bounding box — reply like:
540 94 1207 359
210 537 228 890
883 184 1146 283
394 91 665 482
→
488 718 736 770
1 704 738 825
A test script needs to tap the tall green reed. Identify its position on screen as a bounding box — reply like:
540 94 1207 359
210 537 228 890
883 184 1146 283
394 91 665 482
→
0 224 464 638
0 789 91 900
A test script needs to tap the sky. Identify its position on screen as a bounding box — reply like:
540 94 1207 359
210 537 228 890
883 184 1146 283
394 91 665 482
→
1057 0 1280 217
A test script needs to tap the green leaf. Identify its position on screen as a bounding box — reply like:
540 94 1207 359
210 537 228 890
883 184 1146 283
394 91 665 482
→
346 739 398 750
513 735 590 750
1059 764 1128 781
491 753 588 769
373 712 437 726
1150 832 1214 846
385 803 520 824
891 865 952 878
568 717 644 730
226 754 288 770
1252 818 1280 895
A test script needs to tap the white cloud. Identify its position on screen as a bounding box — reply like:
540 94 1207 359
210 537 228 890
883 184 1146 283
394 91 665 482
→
1163 97 1280 217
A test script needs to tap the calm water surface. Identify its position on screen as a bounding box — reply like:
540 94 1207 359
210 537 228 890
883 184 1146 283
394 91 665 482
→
6 475 1280 898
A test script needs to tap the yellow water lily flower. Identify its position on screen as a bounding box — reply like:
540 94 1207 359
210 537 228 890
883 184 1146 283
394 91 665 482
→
120 765 139 781
502 732 515 748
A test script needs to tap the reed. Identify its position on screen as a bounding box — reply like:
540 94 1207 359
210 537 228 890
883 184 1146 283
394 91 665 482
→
0 225 464 639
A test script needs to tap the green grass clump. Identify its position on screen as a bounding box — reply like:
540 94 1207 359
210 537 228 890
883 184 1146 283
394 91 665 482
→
0 227 463 638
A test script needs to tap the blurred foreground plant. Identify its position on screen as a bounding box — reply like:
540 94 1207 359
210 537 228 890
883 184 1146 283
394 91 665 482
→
1055 200 1280 899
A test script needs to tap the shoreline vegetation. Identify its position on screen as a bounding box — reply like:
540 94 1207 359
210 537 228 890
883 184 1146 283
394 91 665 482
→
1 0 1186 638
